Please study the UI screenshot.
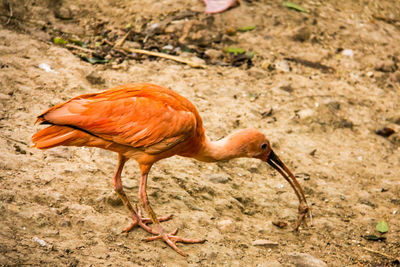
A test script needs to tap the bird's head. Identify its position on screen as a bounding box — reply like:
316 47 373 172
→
225 128 272 160
228 128 311 229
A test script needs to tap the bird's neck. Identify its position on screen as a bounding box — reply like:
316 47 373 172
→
194 135 244 162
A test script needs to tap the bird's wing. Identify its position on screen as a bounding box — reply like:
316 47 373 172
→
37 85 198 154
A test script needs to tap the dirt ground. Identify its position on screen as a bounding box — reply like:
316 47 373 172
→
1 0 400 266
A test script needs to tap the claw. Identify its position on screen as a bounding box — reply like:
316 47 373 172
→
123 205 173 234
145 228 205 256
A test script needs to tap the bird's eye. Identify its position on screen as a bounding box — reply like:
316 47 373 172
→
261 143 267 150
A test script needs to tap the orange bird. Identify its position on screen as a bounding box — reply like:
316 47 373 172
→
32 83 310 256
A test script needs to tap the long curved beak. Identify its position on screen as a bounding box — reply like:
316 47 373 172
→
267 150 311 230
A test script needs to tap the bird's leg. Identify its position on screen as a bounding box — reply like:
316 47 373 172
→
138 164 205 257
112 155 172 235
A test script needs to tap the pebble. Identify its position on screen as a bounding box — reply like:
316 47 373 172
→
122 179 137 189
32 236 47 246
252 239 279 247
375 59 396 72
205 49 223 60
86 71 105 85
289 252 327 267
96 191 122 206
39 63 58 73
54 6 73 20
164 20 185 33
217 219 235 233
124 41 141 49
295 173 310 180
297 109 314 119
261 60 275 71
0 93 11 101
162 45 174 51
276 60 290 72
292 26 311 42
60 220 72 227
248 69 265 79
209 174 230 184
342 49 354 58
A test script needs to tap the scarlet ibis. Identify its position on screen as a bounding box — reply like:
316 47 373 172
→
32 83 310 256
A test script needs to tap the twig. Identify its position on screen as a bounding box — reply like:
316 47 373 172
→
103 39 114 46
121 47 206 69
66 39 206 68
1 134 27 145
114 30 131 48
5 0 13 25
373 15 400 25
361 247 400 262
284 57 335 73
65 44 97 54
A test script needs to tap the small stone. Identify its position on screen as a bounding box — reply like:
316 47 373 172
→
252 239 279 247
276 60 290 72
162 44 174 51
338 119 353 129
375 60 396 72
248 68 265 79
289 252 327 267
60 220 72 227
327 101 340 111
97 191 122 206
279 84 293 93
295 173 310 180
272 221 288 228
124 41 141 49
86 71 105 85
122 179 137 189
297 109 314 119
32 237 47 246
205 49 223 60
217 219 235 233
55 6 73 20
0 93 11 101
292 26 311 42
164 20 185 33
342 49 354 58
208 174 230 184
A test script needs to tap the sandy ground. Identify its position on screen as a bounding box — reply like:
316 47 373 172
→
0 0 400 266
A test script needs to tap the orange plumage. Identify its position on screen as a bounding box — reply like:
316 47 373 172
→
32 83 310 256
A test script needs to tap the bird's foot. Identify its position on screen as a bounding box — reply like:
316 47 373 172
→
145 228 205 256
123 205 173 234
293 201 312 231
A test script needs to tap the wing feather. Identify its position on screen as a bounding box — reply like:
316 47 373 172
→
39 84 199 154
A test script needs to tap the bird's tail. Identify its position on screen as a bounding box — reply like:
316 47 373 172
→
32 125 89 149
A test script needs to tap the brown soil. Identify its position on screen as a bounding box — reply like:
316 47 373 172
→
1 0 400 266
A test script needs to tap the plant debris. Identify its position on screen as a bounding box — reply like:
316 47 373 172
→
284 57 334 73
272 221 288 228
223 47 246 55
375 127 395 137
53 37 67 45
376 220 389 233
283 2 308 13
237 25 256 32
362 235 386 241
